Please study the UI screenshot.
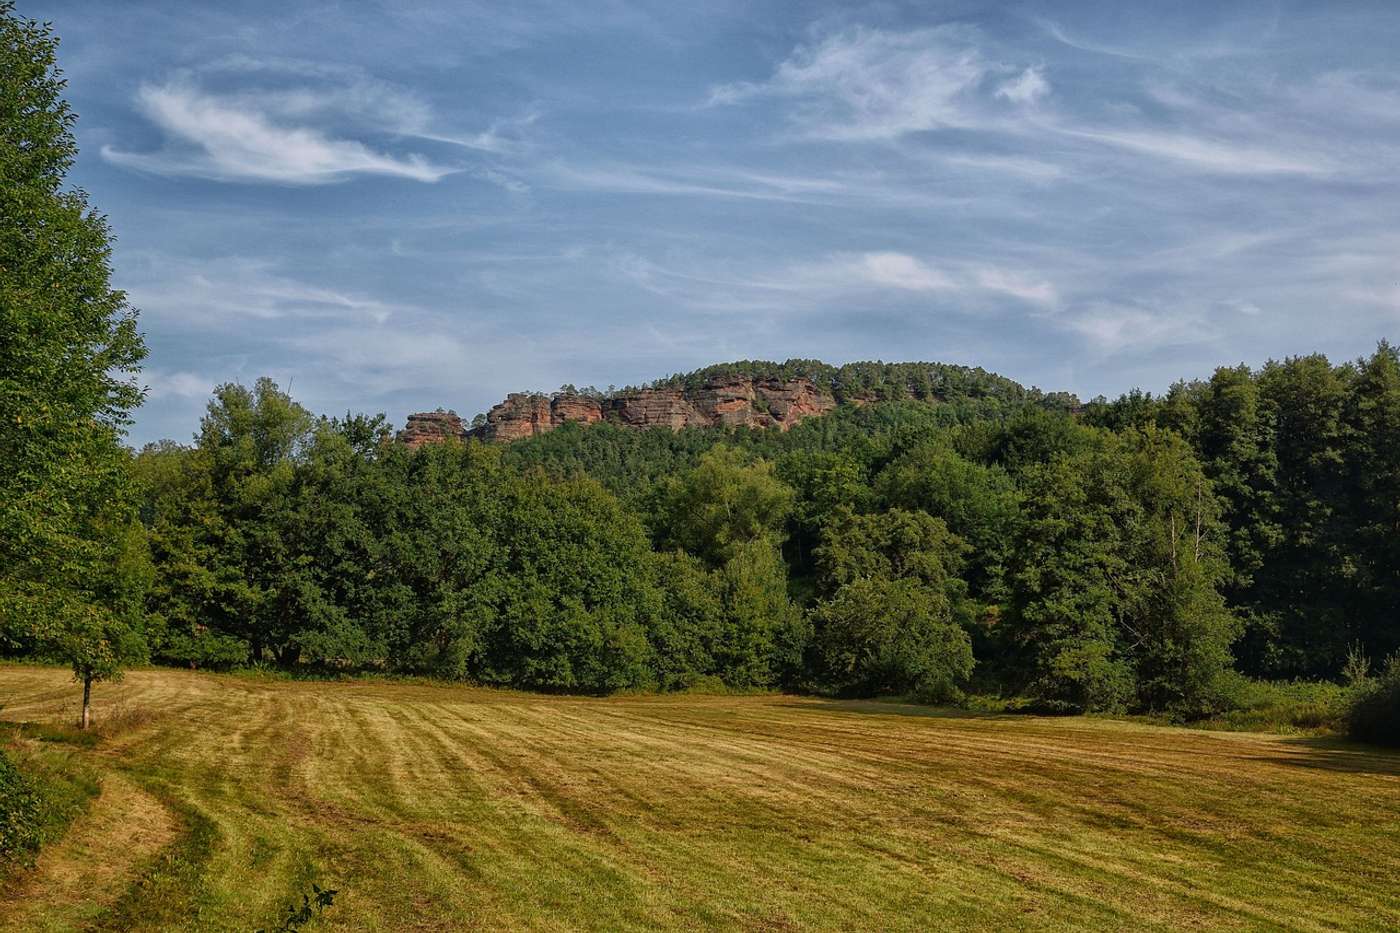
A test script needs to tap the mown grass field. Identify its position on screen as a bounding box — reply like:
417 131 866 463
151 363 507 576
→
2 664 1398 931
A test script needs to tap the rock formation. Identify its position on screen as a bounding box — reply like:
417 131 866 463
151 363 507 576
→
397 410 468 449
475 393 603 442
399 376 837 447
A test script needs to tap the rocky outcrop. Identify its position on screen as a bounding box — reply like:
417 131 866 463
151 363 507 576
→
550 394 605 428
607 376 834 431
401 376 837 447
397 411 468 449
472 392 604 442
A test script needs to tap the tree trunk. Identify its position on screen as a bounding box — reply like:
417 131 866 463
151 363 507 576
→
80 674 92 730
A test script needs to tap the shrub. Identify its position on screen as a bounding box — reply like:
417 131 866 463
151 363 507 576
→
1347 654 1400 746
1200 673 1348 733
0 737 101 875
0 748 43 869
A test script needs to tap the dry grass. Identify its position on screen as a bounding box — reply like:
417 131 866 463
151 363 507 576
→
1 664 1398 931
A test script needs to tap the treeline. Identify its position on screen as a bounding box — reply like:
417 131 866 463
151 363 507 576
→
115 343 1400 728
633 358 1078 410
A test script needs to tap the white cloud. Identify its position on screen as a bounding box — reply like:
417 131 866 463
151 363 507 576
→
972 266 1058 305
1060 127 1333 176
103 81 456 184
1063 304 1208 352
851 252 953 291
130 256 405 324
996 67 1049 105
708 27 1005 140
144 370 212 400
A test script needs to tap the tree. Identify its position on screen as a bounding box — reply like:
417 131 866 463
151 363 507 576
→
814 507 967 600
875 444 1019 601
1343 343 1400 662
813 579 972 701
1249 355 1351 676
0 4 148 725
482 473 659 692
1007 428 1237 715
655 445 794 566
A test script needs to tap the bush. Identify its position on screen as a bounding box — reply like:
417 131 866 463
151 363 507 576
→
1347 654 1400 746
0 748 43 869
0 736 101 875
1197 674 1348 733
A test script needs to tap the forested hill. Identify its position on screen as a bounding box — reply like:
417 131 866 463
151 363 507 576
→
399 358 1080 446
632 358 1076 406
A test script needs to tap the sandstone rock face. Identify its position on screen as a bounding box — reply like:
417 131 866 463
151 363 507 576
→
757 377 836 428
479 393 553 441
474 392 604 441
608 388 700 430
397 411 468 449
403 377 837 447
550 394 604 428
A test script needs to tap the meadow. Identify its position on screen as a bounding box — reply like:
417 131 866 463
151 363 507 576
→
2 664 1398 931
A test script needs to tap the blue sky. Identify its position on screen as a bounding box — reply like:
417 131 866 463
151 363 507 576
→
28 1 1400 444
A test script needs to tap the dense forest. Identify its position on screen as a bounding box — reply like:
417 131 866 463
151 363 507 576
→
73 345 1392 737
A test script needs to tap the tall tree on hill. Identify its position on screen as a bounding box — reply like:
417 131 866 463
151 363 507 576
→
0 3 148 726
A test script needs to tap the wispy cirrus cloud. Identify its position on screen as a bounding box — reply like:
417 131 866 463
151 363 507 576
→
1062 303 1212 353
103 80 456 184
707 26 1042 140
708 24 1352 178
602 247 1057 314
129 255 408 323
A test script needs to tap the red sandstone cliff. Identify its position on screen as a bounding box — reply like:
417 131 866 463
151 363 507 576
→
397 410 469 449
397 376 836 446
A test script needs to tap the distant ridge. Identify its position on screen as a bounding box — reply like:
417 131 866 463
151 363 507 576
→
397 359 1079 447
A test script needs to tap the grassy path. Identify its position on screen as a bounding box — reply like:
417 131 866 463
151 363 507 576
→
1 772 178 932
2 665 1398 930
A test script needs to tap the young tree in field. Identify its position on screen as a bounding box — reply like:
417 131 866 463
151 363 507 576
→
0 4 148 725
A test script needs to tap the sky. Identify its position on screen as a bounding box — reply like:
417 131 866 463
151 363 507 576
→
25 1 1400 445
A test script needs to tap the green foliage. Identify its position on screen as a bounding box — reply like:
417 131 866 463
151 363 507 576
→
0 3 148 710
1008 427 1238 715
1193 675 1347 733
0 747 42 868
654 445 794 566
1346 654 1400 747
813 579 973 701
0 738 100 874
874 444 1019 600
258 882 338 932
478 472 659 693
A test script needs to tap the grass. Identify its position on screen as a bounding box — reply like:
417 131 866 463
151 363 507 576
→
1 722 102 879
0 664 1397 930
